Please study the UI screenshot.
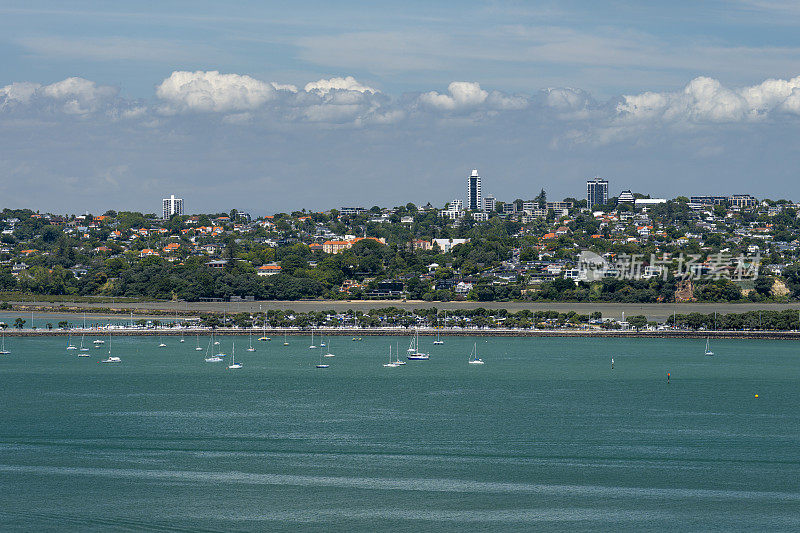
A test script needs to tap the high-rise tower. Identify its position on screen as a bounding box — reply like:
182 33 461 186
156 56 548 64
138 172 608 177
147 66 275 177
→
467 169 481 211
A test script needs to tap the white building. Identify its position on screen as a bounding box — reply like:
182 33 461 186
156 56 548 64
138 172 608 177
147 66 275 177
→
162 195 183 219
432 238 470 253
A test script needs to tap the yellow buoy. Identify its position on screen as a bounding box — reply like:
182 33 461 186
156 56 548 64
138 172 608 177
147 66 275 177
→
755 394 759 398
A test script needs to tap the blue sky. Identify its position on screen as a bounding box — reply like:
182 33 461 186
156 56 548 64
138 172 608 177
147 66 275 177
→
2 1 800 214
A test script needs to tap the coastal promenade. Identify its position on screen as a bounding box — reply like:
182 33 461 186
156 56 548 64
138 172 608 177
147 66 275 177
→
4 326 800 340
7 298 800 322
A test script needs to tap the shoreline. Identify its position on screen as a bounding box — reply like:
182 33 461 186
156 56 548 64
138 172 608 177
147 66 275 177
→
4 299 800 323
3 328 800 340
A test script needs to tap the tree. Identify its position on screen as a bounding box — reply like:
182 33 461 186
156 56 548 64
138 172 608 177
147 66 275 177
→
534 188 547 209
628 315 647 331
13 317 25 329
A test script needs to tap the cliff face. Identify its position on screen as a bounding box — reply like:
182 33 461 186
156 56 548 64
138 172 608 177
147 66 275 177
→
675 279 696 302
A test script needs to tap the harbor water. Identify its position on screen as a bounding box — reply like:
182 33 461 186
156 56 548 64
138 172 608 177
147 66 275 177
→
1 335 798 531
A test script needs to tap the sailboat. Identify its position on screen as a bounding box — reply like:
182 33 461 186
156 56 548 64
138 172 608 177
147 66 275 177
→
323 337 335 357
406 328 429 360
258 318 270 341
316 350 329 368
320 336 326 348
433 312 444 345
468 342 484 365
247 330 256 352
704 337 714 356
205 336 222 362
0 332 10 355
195 334 203 351
383 345 398 367
394 340 405 365
79 334 89 352
309 331 317 349
158 334 166 348
177 311 185 342
101 330 120 363
66 331 77 350
283 332 289 346
227 343 242 369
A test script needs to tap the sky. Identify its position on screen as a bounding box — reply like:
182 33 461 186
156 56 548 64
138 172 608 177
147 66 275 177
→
2 0 800 215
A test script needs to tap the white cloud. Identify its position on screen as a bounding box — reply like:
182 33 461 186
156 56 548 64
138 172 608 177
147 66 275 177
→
270 82 298 93
616 75 800 123
303 76 377 95
419 82 488 110
543 87 592 111
156 70 277 113
0 77 117 114
419 82 529 112
0 82 41 104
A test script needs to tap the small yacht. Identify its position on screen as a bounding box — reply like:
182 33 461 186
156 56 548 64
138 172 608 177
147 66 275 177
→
704 337 714 356
227 344 242 369
393 342 406 365
93 339 105 345
247 331 256 352
258 320 270 341
406 329 429 360
0 333 10 355
433 313 444 344
101 331 120 363
383 346 398 367
158 336 167 347
204 338 223 362
66 332 77 350
315 351 329 368
468 343 484 365
323 338 335 357
309 331 317 349
79 334 89 352
283 332 289 346
195 334 203 351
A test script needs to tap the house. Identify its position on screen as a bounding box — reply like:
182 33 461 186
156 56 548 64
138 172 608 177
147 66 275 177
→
431 238 469 253
256 263 282 276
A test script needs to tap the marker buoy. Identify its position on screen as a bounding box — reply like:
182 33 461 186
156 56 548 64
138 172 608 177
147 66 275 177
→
754 394 758 398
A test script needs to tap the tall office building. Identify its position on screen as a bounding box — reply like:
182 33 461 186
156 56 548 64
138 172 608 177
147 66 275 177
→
586 177 609 209
162 194 183 219
467 169 481 211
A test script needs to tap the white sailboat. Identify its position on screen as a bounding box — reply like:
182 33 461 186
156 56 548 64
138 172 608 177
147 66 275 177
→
205 336 222 362
101 331 120 363
323 337 335 357
79 334 89 352
433 312 444 345
158 334 166 348
227 343 242 369
66 331 77 350
195 334 203 351
383 345 398 367
309 331 317 349
247 331 256 352
468 342 484 365
178 311 185 342
406 328 429 360
0 332 10 355
704 337 714 356
394 340 405 365
283 332 289 346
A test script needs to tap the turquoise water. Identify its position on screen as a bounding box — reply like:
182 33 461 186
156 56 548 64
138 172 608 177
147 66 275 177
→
1 336 798 531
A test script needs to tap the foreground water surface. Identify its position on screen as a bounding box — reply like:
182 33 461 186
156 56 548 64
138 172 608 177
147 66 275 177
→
1 335 798 531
